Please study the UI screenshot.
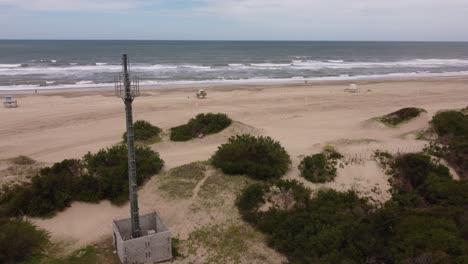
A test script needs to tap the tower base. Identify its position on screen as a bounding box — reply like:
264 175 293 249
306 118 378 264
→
113 212 172 264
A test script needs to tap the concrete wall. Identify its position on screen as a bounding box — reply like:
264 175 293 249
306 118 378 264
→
122 230 172 263
113 212 172 264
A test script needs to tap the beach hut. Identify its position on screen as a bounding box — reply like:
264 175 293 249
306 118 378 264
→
3 96 18 108
196 89 207 99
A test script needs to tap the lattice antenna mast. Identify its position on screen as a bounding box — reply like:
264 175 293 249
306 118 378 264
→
115 54 141 238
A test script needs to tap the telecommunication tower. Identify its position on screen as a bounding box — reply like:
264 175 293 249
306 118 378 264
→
113 55 172 264
115 54 141 238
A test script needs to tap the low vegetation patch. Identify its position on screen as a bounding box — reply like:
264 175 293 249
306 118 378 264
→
170 113 232 142
429 109 468 179
0 219 49 264
0 156 42 186
158 162 206 199
122 120 162 144
184 223 257 264
10 155 36 165
178 221 279 264
24 238 119 264
211 134 291 180
0 145 164 217
379 107 426 126
373 150 394 174
197 169 254 209
298 146 343 183
237 154 468 263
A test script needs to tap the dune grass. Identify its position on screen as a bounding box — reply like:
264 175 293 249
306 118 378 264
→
158 162 207 199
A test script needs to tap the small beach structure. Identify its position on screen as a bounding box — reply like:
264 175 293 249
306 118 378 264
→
196 89 207 99
113 54 172 264
344 84 359 93
113 212 172 264
3 96 18 108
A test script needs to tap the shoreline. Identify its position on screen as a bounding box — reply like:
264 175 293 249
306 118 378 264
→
2 75 468 96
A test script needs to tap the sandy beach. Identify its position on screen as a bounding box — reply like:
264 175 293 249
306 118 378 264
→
1 77 467 255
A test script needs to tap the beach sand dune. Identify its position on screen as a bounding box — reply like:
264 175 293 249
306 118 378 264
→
1 78 467 251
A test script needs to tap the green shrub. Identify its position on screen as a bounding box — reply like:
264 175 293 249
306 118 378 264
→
380 107 426 126
421 173 468 206
299 149 343 183
431 111 468 138
0 219 49 263
122 120 162 143
388 212 467 263
212 135 291 180
392 153 468 207
236 183 265 213
430 110 468 179
0 159 84 217
393 153 434 190
237 182 371 263
0 145 164 217
237 154 468 263
83 144 164 205
170 113 232 141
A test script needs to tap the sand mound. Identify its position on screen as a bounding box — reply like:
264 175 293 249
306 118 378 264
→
154 121 262 169
363 112 430 130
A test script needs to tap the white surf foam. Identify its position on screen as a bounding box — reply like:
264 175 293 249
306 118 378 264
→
0 64 22 68
2 70 468 92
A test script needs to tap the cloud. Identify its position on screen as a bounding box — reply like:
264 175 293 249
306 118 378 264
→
188 0 468 39
1 0 467 40
195 0 468 19
0 0 148 12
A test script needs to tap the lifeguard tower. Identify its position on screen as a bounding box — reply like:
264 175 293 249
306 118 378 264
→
3 96 18 108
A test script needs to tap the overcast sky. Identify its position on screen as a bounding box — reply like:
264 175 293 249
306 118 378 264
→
1 0 468 41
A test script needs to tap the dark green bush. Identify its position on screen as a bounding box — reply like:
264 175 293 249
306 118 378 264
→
123 120 162 143
388 212 467 263
237 154 468 263
83 144 164 205
299 149 343 183
430 110 468 179
211 134 291 180
237 182 371 263
393 153 434 190
236 183 265 213
170 113 232 141
380 107 426 126
0 219 49 263
431 111 468 138
0 159 84 217
421 173 468 206
0 145 164 217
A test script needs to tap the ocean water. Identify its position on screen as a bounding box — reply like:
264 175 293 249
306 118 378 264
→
1 40 468 91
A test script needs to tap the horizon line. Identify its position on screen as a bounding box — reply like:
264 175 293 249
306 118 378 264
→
1 39 468 43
